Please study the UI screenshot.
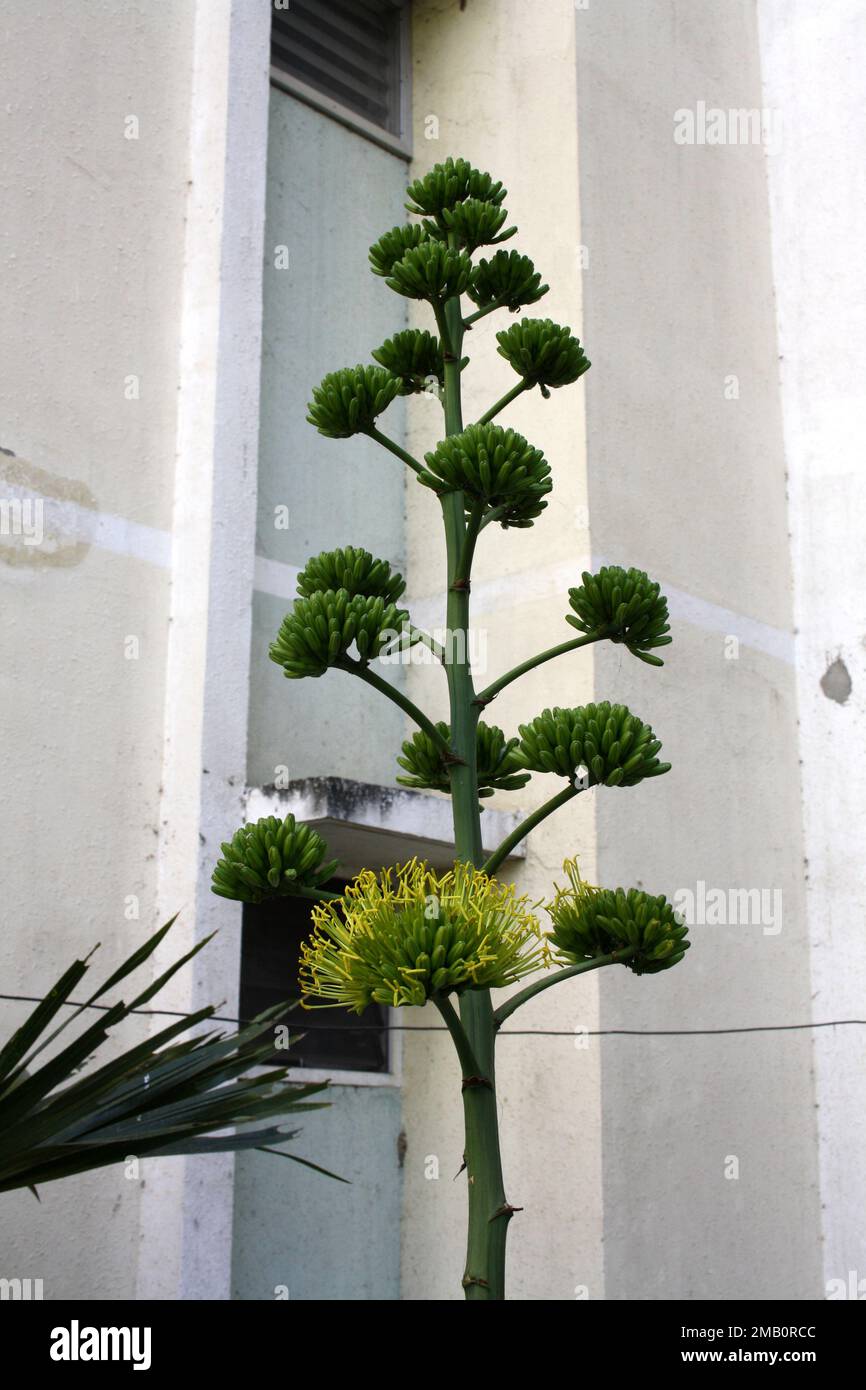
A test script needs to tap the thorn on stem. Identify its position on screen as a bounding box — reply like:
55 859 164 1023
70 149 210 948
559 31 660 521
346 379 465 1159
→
489 1203 523 1223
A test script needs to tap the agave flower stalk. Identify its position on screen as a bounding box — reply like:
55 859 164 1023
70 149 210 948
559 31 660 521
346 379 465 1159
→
213 157 691 1300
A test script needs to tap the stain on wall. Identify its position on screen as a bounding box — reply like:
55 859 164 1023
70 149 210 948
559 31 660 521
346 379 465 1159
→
820 656 852 704
0 449 96 567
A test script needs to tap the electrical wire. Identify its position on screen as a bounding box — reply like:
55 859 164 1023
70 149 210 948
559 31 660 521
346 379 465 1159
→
0 992 864 1039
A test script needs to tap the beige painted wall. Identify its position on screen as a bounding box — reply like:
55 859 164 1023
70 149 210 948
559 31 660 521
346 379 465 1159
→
403 0 823 1301
576 0 821 1299
0 0 844 1305
0 0 196 1299
759 0 866 1294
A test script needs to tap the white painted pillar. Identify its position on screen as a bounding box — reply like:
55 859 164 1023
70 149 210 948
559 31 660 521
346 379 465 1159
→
136 0 271 1301
759 0 866 1294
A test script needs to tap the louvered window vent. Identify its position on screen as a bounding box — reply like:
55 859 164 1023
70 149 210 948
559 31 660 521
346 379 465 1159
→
271 0 406 139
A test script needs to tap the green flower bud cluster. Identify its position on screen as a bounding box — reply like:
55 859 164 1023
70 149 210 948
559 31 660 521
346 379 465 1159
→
496 318 590 395
372 329 444 395
567 565 672 665
468 250 549 313
269 590 410 679
385 240 474 303
424 199 516 254
296 546 406 605
307 365 399 438
396 721 530 797
418 423 552 528
515 702 671 787
211 814 338 905
547 862 690 975
357 900 481 1004
405 157 506 218
368 223 428 278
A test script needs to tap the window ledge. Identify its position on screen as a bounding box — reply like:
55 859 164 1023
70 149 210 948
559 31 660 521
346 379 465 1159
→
244 777 527 877
269 70 412 161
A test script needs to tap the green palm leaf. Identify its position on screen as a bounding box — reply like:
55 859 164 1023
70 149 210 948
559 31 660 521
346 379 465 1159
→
0 921 346 1193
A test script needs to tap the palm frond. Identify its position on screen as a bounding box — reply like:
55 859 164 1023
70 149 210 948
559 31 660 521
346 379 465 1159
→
0 921 345 1193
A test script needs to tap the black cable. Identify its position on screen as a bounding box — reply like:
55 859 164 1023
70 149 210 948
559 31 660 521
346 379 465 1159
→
1 991 864 1038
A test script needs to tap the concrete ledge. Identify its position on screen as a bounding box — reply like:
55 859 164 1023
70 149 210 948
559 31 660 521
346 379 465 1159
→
244 776 526 876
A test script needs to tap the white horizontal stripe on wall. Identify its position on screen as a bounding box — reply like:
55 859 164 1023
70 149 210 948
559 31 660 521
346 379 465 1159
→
2 485 172 568
10 489 795 664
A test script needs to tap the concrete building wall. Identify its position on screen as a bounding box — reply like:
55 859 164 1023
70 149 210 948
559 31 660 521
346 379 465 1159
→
232 1087 403 1301
577 0 822 1299
400 0 842 1302
0 0 196 1299
758 0 866 1296
1 0 860 1305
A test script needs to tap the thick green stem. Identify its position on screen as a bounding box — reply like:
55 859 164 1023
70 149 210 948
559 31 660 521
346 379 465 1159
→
378 623 445 664
494 952 631 1028
441 502 482 855
441 296 481 864
478 502 511 532
433 995 483 1078
475 378 529 427
434 300 454 358
337 656 450 757
482 783 581 877
454 499 484 588
409 625 445 663
460 1062 514 1299
439 279 511 1300
293 885 342 904
477 632 600 705
365 426 424 476
463 297 507 328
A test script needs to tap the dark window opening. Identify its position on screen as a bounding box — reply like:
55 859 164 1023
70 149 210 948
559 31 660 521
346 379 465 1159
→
240 879 388 1073
271 0 405 136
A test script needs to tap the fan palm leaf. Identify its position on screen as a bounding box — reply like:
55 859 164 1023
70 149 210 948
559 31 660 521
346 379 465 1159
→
0 919 345 1193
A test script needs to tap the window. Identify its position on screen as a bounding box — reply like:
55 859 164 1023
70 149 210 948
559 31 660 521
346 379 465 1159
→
270 0 410 155
240 880 389 1074
238 780 526 1077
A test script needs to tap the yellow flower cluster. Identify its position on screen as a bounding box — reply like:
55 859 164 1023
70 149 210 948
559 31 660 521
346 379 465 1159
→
300 860 549 1013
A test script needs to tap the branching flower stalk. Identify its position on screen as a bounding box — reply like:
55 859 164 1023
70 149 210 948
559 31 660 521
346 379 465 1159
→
212 158 690 1301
